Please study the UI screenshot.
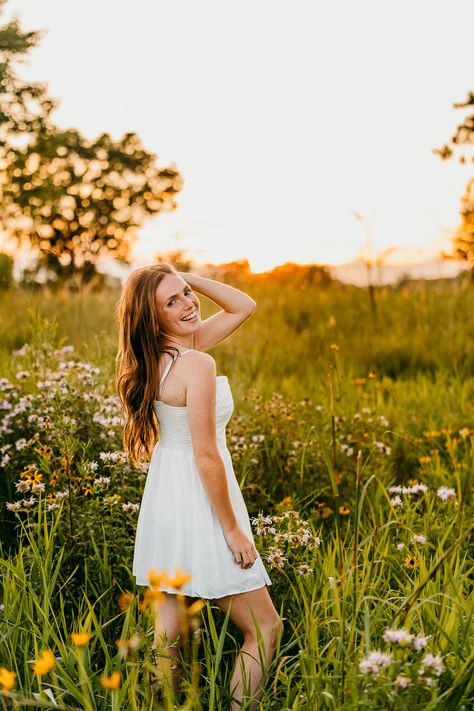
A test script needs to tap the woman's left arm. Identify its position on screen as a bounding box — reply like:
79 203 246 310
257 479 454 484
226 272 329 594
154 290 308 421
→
176 271 256 352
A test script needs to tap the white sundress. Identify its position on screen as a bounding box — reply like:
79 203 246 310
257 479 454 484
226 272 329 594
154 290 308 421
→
132 349 272 599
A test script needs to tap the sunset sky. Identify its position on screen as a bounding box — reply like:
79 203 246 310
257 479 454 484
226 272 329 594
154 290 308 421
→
5 0 474 273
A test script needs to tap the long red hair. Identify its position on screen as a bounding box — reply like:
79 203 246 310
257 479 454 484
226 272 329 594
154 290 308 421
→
115 263 180 466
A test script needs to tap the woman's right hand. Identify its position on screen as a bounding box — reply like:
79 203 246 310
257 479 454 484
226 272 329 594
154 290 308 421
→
223 526 259 569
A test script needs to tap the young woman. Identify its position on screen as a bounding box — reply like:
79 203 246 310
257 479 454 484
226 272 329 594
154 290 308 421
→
116 263 283 709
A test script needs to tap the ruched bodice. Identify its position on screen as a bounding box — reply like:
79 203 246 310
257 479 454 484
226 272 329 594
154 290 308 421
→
154 375 233 452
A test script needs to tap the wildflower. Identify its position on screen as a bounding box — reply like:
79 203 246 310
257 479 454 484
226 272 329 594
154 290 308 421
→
71 631 91 647
251 434 265 443
390 495 403 508
118 591 134 611
410 482 428 494
93 476 111 486
404 554 418 569
413 634 429 650
148 568 170 589
459 427 470 438
186 599 206 617
339 505 350 515
396 542 405 550
251 513 274 527
100 671 121 689
6 501 21 511
266 547 287 568
15 438 28 450
395 675 411 688
374 441 391 455
138 587 165 612
359 650 392 674
122 502 140 512
418 456 431 464
297 564 313 577
330 343 339 351
378 415 389 427
166 565 192 589
32 649 56 676
31 482 45 493
0 667 16 691
383 628 414 646
420 653 443 676
412 534 427 545
115 635 141 658
15 480 31 493
436 486 456 501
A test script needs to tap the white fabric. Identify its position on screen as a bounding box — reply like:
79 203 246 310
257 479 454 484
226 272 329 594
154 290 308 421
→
132 353 272 598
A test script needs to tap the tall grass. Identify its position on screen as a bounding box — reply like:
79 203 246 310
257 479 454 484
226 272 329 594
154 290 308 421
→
0 272 473 708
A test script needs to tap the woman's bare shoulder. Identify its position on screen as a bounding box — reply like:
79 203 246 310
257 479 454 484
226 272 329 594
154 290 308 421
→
182 350 216 377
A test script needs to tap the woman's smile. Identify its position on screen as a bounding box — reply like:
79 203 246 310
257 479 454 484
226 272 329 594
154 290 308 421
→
181 308 199 322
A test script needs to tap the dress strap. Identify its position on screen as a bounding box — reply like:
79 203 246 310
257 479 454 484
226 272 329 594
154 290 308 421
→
159 349 194 389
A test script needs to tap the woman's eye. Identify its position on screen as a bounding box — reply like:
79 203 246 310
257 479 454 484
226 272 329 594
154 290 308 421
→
167 289 191 307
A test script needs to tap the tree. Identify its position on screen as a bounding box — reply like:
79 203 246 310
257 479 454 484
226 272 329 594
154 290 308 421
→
434 91 474 266
0 0 55 148
0 1 183 284
2 127 182 283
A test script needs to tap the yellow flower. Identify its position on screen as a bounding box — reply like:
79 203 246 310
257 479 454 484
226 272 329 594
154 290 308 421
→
330 343 339 351
138 588 165 612
352 377 366 385
115 635 141 657
278 495 293 510
404 554 418 569
338 505 350 515
71 631 91 647
118 591 134 611
418 456 431 464
32 649 55 676
166 566 192 590
368 370 376 379
0 667 16 691
187 599 206 617
147 567 170 589
100 671 121 690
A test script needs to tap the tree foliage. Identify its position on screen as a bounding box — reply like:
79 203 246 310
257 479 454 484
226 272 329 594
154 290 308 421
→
2 128 182 282
434 91 474 265
0 1 183 284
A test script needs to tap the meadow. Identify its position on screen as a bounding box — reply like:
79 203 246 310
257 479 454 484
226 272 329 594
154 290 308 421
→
0 268 473 710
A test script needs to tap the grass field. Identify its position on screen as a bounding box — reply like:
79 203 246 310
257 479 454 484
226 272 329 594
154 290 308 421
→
0 270 473 709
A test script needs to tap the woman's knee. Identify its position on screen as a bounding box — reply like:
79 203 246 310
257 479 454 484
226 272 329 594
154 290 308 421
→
244 613 283 644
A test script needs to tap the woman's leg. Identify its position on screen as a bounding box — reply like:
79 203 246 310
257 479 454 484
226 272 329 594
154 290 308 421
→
213 586 284 710
152 591 193 692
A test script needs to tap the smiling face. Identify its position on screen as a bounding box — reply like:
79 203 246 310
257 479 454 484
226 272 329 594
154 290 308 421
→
155 273 201 343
